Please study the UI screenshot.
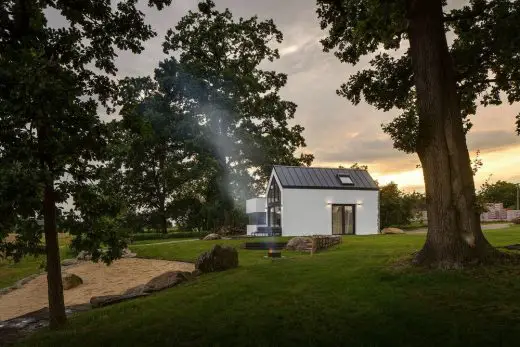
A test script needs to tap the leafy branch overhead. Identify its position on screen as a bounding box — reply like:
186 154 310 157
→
318 0 520 152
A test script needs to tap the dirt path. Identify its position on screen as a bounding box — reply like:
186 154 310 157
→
131 239 199 247
0 258 194 321
406 223 512 234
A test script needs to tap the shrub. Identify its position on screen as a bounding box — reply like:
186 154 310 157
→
130 231 210 242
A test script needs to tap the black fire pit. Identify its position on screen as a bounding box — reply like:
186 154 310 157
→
267 248 282 258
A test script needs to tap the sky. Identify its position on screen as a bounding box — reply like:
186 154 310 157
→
52 0 520 192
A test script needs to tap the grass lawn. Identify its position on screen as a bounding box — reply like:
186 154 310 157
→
0 235 72 289
15 227 520 347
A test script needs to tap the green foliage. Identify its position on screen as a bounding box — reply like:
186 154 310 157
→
478 180 520 209
380 182 425 229
317 0 520 151
0 0 173 261
111 0 313 232
130 231 210 242
164 0 313 190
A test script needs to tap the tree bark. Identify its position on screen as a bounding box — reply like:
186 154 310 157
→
38 121 66 327
406 0 496 267
43 180 67 327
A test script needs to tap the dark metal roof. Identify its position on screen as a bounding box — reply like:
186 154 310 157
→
273 165 379 190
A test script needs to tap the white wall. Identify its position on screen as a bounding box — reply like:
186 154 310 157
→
246 198 266 213
281 188 379 236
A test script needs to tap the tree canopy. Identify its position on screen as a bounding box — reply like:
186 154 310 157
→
479 179 520 209
318 0 520 153
0 0 172 327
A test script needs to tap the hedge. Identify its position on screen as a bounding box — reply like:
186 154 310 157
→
130 231 210 242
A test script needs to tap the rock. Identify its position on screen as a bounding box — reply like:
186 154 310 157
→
61 258 79 266
90 293 148 308
143 271 191 293
203 233 221 241
62 274 83 290
195 245 239 273
122 248 137 258
123 284 146 296
381 227 405 235
286 237 313 251
76 251 92 261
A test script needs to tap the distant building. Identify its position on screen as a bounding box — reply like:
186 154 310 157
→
480 203 520 222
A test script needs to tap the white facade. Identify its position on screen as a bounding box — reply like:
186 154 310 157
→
281 187 379 236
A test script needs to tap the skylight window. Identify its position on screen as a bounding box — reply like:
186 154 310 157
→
338 174 354 185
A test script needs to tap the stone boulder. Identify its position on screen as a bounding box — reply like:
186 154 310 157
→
381 227 405 235
143 271 192 293
76 251 92 261
286 237 313 251
123 284 146 296
195 245 238 273
62 274 83 290
203 233 221 241
90 293 148 308
122 248 137 258
62 258 79 267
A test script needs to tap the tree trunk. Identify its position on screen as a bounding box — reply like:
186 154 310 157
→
406 0 496 267
160 206 168 234
43 181 67 327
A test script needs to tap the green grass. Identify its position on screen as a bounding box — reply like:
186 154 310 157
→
0 235 73 289
15 227 520 347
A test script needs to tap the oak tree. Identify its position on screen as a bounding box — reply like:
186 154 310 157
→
317 0 520 267
161 1 313 229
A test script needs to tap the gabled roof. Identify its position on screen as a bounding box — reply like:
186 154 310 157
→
272 165 379 190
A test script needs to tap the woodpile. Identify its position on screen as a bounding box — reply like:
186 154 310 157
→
311 235 342 254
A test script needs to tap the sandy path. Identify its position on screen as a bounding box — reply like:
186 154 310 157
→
0 258 194 321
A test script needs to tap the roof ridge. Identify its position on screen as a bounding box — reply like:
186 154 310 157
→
273 165 367 171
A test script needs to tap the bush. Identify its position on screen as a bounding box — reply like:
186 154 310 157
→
130 231 210 242
512 217 520 225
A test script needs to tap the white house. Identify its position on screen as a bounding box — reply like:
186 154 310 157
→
246 165 380 236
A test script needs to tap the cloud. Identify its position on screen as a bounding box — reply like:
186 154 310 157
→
44 0 520 190
467 130 520 152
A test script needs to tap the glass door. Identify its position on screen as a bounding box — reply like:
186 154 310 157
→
344 205 354 235
332 205 343 235
331 204 355 235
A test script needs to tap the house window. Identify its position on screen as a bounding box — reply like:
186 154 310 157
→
267 179 281 204
248 212 266 225
337 174 354 185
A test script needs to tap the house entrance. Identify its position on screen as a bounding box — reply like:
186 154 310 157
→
332 204 355 235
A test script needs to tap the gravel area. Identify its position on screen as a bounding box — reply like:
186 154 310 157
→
0 258 194 321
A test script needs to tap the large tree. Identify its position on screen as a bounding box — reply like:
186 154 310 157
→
0 0 171 327
159 0 313 229
115 65 204 234
317 0 520 267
